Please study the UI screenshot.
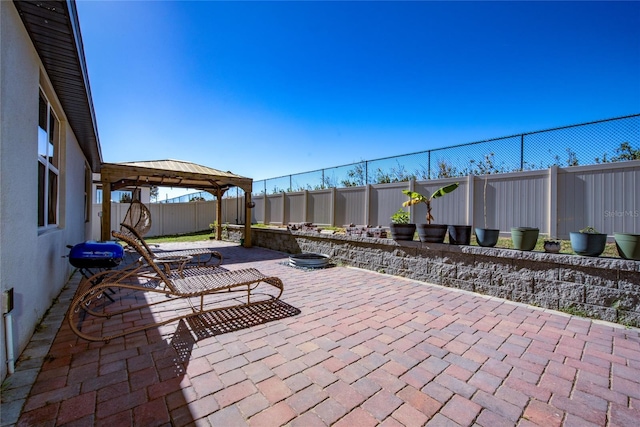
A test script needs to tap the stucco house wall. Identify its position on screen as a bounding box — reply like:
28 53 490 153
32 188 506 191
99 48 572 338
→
1 2 94 381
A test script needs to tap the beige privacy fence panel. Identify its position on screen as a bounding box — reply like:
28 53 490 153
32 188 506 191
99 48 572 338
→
557 162 640 237
92 161 639 240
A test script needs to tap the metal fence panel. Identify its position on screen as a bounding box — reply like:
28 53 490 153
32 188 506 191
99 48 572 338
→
246 114 639 195
291 170 325 192
429 137 522 178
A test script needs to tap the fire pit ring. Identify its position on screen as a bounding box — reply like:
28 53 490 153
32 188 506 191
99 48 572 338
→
289 253 331 268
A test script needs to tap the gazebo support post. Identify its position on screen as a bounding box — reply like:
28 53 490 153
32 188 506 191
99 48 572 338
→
100 179 112 241
244 189 252 247
216 187 223 240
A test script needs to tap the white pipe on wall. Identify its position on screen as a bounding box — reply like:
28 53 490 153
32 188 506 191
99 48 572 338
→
4 313 15 374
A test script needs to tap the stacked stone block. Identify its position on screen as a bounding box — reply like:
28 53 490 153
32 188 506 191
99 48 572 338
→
246 227 640 327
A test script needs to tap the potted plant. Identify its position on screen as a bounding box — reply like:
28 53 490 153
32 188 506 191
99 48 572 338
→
614 232 640 260
402 182 459 243
511 227 539 251
543 239 561 253
570 226 607 257
389 208 416 241
474 173 499 247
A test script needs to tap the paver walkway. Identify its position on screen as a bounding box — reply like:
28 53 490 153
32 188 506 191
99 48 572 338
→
2 242 640 426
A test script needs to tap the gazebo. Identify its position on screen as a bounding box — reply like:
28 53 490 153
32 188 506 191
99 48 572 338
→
99 160 254 246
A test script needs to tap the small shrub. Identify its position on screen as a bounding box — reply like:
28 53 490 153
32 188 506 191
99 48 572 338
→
391 209 410 224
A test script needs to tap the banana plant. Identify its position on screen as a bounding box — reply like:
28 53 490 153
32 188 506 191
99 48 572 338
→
402 182 459 224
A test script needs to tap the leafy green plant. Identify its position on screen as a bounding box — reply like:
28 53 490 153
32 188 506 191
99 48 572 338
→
390 208 410 224
402 182 459 224
559 305 592 318
579 226 600 234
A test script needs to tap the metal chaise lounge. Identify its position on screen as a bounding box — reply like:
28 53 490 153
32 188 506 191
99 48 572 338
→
119 222 223 269
67 230 284 342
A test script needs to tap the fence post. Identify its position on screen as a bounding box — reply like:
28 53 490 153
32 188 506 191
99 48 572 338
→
365 161 369 185
548 166 558 239
520 134 525 171
330 187 336 227
282 192 286 225
428 152 431 180
263 195 268 225
365 184 371 226
408 178 415 222
304 190 309 223
468 174 475 228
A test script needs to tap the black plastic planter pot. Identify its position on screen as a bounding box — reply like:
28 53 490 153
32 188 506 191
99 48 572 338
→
448 225 472 245
417 224 448 243
389 223 416 241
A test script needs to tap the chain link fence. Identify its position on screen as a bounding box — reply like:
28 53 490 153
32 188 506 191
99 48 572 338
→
249 114 639 196
160 114 638 201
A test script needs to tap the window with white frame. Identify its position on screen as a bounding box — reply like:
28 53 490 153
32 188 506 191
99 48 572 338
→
38 89 60 228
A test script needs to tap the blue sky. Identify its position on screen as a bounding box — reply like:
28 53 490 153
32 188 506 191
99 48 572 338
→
76 1 640 199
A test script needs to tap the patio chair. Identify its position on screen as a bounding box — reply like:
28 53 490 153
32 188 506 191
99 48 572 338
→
119 222 223 269
67 230 284 342
121 199 152 238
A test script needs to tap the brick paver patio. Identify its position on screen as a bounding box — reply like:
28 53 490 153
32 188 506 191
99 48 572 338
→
2 242 639 426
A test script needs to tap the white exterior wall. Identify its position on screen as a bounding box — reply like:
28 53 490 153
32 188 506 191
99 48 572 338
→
1 3 92 381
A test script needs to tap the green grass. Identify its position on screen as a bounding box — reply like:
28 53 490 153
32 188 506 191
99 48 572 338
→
467 236 619 257
558 305 592 318
145 229 212 243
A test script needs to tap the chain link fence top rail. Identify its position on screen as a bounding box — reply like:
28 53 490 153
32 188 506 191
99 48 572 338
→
160 114 639 201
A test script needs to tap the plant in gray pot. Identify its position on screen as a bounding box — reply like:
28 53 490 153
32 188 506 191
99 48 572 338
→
389 208 416 241
402 182 459 243
474 173 499 247
570 226 607 257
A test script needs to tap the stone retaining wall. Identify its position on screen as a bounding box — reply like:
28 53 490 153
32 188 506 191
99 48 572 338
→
229 225 640 327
